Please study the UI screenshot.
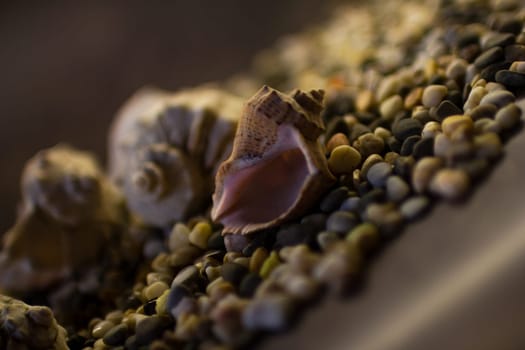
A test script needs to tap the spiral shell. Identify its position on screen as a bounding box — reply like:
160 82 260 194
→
0 145 125 292
212 85 335 234
108 86 243 226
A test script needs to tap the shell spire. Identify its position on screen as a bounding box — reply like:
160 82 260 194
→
212 85 335 234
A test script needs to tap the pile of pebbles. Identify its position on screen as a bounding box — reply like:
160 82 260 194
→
15 0 525 349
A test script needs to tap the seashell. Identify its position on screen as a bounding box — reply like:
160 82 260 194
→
108 86 244 227
211 85 336 234
0 145 125 292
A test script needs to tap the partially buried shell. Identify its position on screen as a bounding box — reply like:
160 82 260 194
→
212 85 336 234
109 86 243 227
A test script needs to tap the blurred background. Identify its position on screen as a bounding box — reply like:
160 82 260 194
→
0 1 343 233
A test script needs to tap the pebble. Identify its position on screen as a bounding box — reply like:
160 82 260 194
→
168 223 191 252
328 145 362 175
143 281 169 301
474 132 502 159
464 86 487 112
412 137 434 159
400 135 421 156
473 46 504 69
421 121 441 139
404 87 423 109
221 263 249 286
172 265 203 291
392 118 423 141
480 61 510 81
429 168 470 200
320 187 351 213
92 320 115 339
435 100 463 121
135 316 172 346
504 44 525 61
393 155 415 179
207 231 226 251
259 251 281 279
317 231 340 251
366 162 392 188
224 234 250 253
386 136 402 153
326 211 359 234
412 157 444 193
326 133 350 153
386 175 410 202
276 224 309 248
360 154 384 178
441 115 474 138
346 222 379 254
422 85 448 108
188 222 212 250
249 247 269 273
283 274 319 300
365 203 404 237
446 58 468 82
495 70 525 88
379 94 404 120
400 196 431 221
495 103 522 130
312 243 361 294
239 273 262 298
481 32 515 50
509 61 525 73
356 90 374 112
353 133 385 158
479 89 515 108
242 295 295 332
374 126 392 141
166 285 191 313
339 196 361 211
103 324 128 346
469 104 498 120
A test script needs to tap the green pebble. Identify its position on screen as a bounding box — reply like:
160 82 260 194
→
259 251 281 279
328 145 362 175
188 222 212 249
155 289 170 315
346 223 380 254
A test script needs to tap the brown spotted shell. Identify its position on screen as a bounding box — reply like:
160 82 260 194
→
211 85 335 234
0 145 125 292
108 86 243 226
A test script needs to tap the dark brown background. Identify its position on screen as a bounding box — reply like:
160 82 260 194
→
0 1 342 233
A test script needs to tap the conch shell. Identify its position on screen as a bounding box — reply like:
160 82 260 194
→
212 85 335 234
0 145 125 292
109 86 243 227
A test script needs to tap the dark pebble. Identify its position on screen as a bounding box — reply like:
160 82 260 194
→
67 334 86 350
447 90 463 108
393 156 415 179
349 123 371 142
320 187 351 213
455 30 479 49
434 100 463 121
492 16 523 34
386 136 402 153
207 231 226 251
366 162 392 188
323 95 355 120
392 118 423 141
221 262 249 286
459 43 481 63
356 111 376 124
470 103 498 120
166 284 191 312
357 189 385 212
483 32 515 50
495 70 525 88
325 117 350 140
326 211 359 234
172 266 205 292
143 299 157 316
124 335 138 350
276 224 310 248
103 324 128 346
412 137 434 159
474 46 504 69
357 181 373 196
340 196 361 211
504 44 525 62
135 316 173 346
400 135 421 156
239 273 262 298
480 61 511 81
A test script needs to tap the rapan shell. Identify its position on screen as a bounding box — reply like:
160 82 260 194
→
212 85 335 234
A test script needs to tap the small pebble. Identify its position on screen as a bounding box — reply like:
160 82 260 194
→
239 273 262 298
400 196 431 221
446 58 468 82
242 295 295 332
365 203 404 237
326 133 350 154
469 104 498 120
260 251 281 279
317 231 340 251
326 211 359 234
143 281 169 301
353 133 385 158
392 118 423 141
441 115 474 138
339 196 361 211
188 222 212 250
422 85 448 108
135 316 172 346
474 132 502 159
360 154 384 178
356 90 374 112
412 137 434 159
379 94 404 120
168 223 191 252
166 285 191 313
249 247 269 273
495 69 525 88
103 324 128 346
435 100 463 121
386 175 410 202
479 90 515 108
92 320 115 339
221 262 249 286
481 32 515 50
429 168 470 200
504 44 525 61
404 87 423 109
464 86 487 112
400 135 421 156
421 121 441 139
346 222 379 254
328 145 362 175
320 187 351 213
366 162 392 188
509 61 525 73
473 46 504 69
495 103 522 130
412 157 444 193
